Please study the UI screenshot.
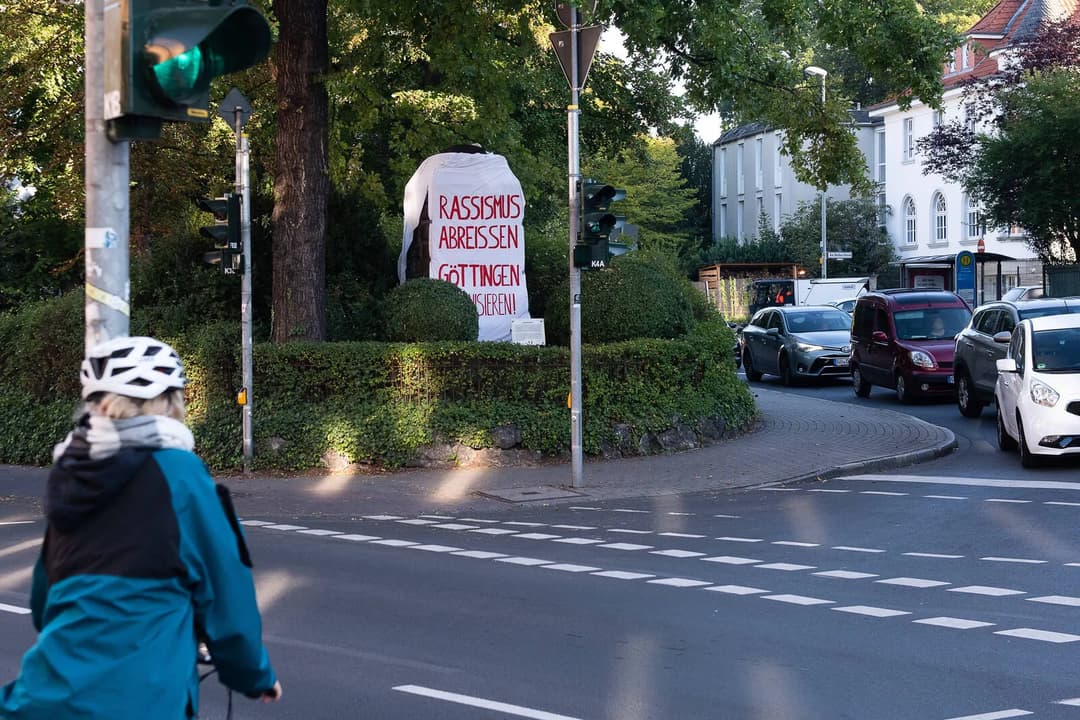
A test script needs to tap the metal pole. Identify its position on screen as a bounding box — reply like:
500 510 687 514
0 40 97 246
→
235 120 254 472
85 0 130 352
568 9 584 488
819 76 827 280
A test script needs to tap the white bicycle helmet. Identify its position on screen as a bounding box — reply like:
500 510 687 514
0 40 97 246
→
80 336 187 400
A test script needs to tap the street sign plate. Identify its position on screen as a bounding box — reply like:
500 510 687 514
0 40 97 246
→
550 25 603 91
555 1 598 28
827 251 853 259
218 88 252 129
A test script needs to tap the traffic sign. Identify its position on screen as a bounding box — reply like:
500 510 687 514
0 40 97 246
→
550 25 602 90
827 251 853 259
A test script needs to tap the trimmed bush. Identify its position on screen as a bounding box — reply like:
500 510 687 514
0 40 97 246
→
544 254 695 346
382 279 479 342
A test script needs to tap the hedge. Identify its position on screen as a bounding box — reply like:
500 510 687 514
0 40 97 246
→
0 294 755 470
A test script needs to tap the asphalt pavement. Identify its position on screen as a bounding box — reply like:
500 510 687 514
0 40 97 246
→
1 386 958 519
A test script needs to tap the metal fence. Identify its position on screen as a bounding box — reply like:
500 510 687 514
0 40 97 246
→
1045 264 1080 298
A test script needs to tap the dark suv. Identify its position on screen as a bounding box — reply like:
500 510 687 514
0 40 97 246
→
953 297 1080 417
850 290 971 402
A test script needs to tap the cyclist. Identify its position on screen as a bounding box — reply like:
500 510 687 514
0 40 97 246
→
1 336 281 719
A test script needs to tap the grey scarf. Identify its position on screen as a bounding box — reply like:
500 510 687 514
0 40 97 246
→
53 414 196 462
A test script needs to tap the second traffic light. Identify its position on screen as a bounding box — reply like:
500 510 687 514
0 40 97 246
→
104 0 273 138
574 180 626 270
196 194 242 275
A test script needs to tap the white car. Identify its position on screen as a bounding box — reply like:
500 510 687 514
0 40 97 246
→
995 314 1080 467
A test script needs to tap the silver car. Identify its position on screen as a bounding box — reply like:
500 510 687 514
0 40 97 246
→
739 306 853 385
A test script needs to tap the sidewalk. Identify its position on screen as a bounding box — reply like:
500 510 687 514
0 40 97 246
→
0 388 956 520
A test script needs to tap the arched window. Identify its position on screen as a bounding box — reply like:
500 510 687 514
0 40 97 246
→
963 194 983 239
904 196 917 245
933 193 948 242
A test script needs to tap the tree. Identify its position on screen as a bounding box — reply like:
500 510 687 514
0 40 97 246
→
776 198 896 278
920 20 1080 260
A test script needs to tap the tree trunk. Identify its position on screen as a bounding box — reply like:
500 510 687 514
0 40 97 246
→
270 0 329 342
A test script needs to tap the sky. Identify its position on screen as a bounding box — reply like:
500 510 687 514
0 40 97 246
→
597 27 723 144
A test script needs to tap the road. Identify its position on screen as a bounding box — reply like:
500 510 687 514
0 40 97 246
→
3 380 1080 719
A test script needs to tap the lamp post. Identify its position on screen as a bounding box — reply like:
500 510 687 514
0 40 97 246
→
804 65 828 279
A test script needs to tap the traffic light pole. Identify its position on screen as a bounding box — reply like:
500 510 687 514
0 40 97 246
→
85 0 131 351
566 11 584 489
233 118 254 472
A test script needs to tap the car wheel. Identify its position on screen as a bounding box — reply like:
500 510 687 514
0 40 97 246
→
956 372 984 418
996 410 1017 451
779 354 796 386
1017 415 1042 468
852 365 871 398
895 374 912 403
743 348 762 382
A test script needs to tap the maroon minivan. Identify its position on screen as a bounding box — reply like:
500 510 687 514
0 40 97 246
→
850 289 972 402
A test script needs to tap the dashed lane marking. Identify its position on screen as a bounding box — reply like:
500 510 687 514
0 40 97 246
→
334 534 381 542
980 557 1046 564
650 549 706 558
397 519 439 526
543 564 600 573
451 551 507 559
755 563 816 571
943 710 1032 720
469 528 519 535
948 586 1026 597
370 539 418 547
913 617 994 630
762 594 833 606
717 536 763 543
861 491 908 496
832 605 910 618
994 628 1080 644
551 538 604 545
1027 595 1080 607
362 515 403 521
808 489 850 493
0 603 31 615
713 514 741 518
263 524 308 531
432 524 480 531
597 543 653 551
393 684 582 720
832 546 886 553
702 556 761 565
925 495 968 500
550 525 596 530
647 578 712 588
659 532 706 539
706 585 768 595
772 541 819 547
513 533 561 540
608 529 652 535
297 529 343 536
876 577 951 589
457 518 500 524
985 499 1031 504
496 557 553 566
591 570 654 580
418 515 456 520
409 545 462 553
814 570 878 580
612 509 649 514
504 522 546 527
904 553 964 559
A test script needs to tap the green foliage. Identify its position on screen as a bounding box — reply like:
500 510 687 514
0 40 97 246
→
523 215 569 322
382 279 479 341
544 253 695 346
0 291 84 400
968 69 1080 260
0 191 83 313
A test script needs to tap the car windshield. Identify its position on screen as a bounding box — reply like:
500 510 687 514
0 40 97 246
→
1019 306 1080 320
893 307 970 340
1032 328 1080 372
785 310 851 333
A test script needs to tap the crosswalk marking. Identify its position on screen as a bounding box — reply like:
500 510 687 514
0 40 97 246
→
994 628 1080 643
763 594 832 606
913 617 994 630
832 605 910 618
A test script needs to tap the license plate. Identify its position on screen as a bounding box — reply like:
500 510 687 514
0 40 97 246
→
833 358 849 367
946 375 954 384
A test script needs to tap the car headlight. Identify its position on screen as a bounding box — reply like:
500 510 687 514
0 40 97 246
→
795 342 825 353
910 350 936 369
1030 379 1060 407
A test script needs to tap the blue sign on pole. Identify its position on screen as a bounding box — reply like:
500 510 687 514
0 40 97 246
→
955 251 976 306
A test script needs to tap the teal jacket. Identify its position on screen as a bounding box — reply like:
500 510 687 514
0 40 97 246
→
1 443 276 719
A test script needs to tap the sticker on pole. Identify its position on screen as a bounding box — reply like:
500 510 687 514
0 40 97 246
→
86 228 119 249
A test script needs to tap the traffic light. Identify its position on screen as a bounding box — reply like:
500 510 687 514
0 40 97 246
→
574 180 626 270
104 0 273 139
196 194 242 274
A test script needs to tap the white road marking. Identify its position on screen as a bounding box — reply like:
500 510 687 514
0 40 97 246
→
1065 563 1080 568
333 534 381 542
980 557 1046 564
451 551 508 559
948 586 1026 597
262 524 308 531
609 529 652 535
591 571 655 580
597 543 653 551
861 491 908 496
393 685 582 720
650 549 706 558
994 628 1080 643
409 545 461 553
0 603 31 615
904 553 964 559
914 617 994 630
469 528 519 535
985 499 1031 504
706 585 768 595
432 524 479 530
457 518 500 523
925 495 968 500
648 578 713 588
832 605 910 618
659 532 706 538
876 577 950 588
814 570 878 580
1028 596 1080 607
418 515 456 520
1045 501 1080 507
241 520 275 526
717 536 763 543
755 563 816 571
543 564 600 573
370 539 418 547
551 538 604 545
496 557 553 567
762 594 833 606
1055 698 1080 706
397 519 438 525
551 525 596 530
612 509 649 514
514 533 561 540
843 473 1080 490
759 488 799 491
362 515 403 520
832 546 886 553
942 710 1032 720
667 512 695 516
504 522 546 527
702 556 761 565
568 506 601 511
808 489 850 493
713 514 741 518
297 529 342 536
772 541 819 547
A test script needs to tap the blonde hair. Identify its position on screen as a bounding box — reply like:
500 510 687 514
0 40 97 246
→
81 388 187 422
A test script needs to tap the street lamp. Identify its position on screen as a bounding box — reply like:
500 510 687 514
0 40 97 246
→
804 65 828 279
